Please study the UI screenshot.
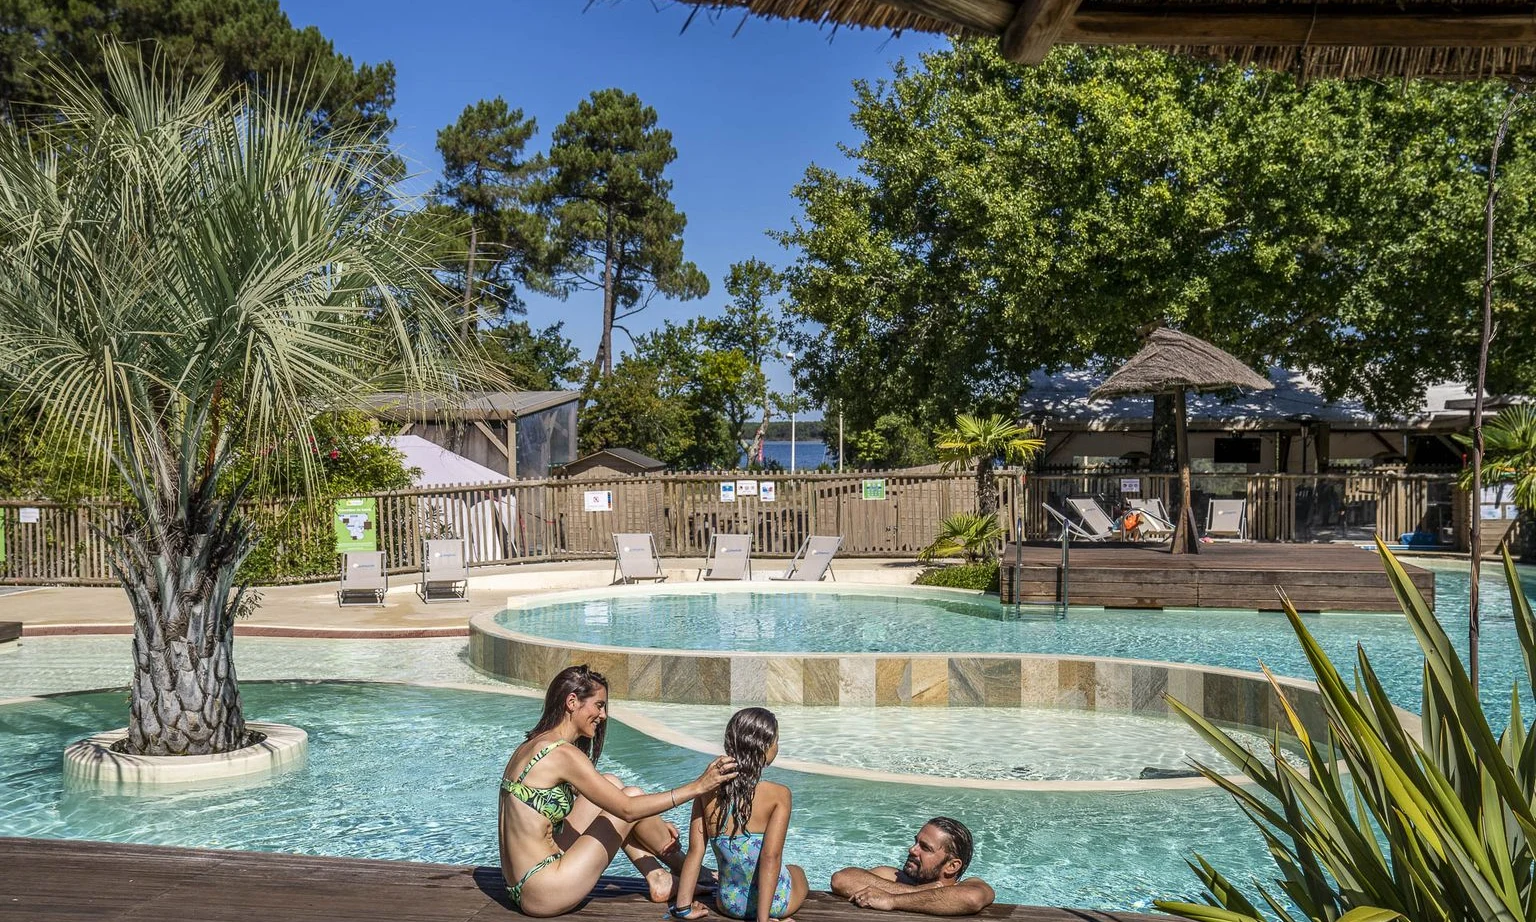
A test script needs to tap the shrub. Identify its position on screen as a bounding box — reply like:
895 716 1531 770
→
919 512 1004 562
915 562 999 592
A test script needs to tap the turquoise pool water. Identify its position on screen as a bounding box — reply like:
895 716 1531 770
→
0 680 1270 910
2 559 1533 911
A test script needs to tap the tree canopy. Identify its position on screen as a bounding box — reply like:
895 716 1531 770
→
778 41 1536 432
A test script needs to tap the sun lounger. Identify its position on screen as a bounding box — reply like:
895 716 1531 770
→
337 551 387 606
1127 498 1176 540
1065 497 1123 541
773 535 842 582
1206 499 1248 539
416 539 468 603
613 533 668 584
698 533 753 581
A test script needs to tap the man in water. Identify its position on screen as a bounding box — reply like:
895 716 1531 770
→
830 817 996 915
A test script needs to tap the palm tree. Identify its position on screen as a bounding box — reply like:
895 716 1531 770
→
1481 404 1536 513
933 413 1044 519
0 47 485 756
918 512 1005 563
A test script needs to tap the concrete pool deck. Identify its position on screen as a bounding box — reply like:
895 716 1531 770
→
0 557 927 634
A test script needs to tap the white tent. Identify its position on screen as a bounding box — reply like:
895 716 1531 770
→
386 436 518 562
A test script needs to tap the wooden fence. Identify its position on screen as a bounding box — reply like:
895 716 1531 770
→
0 470 1469 585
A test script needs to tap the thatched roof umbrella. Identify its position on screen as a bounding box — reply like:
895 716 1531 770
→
677 0 1536 80
1091 328 1272 554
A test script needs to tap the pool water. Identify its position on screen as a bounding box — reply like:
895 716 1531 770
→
1 559 1534 911
623 702 1302 782
0 680 1271 910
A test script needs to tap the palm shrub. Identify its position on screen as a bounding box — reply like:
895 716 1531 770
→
933 413 1043 519
0 47 483 755
1157 540 1536 922
919 512 1005 563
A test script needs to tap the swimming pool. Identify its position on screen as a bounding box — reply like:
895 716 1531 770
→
2 559 1533 911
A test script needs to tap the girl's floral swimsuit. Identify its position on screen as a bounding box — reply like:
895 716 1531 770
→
710 805 794 919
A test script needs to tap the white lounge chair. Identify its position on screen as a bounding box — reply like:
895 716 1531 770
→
613 533 668 584
1127 498 1176 541
774 535 842 582
699 533 753 581
337 551 387 606
417 538 468 603
1206 499 1248 539
1065 497 1123 541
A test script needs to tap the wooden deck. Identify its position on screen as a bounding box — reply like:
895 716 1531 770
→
998 542 1434 612
0 621 19 644
0 837 1161 922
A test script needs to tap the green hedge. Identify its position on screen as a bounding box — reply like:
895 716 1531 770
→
914 562 999 592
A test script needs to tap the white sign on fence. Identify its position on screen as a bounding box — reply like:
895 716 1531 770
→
736 480 759 497
17 507 39 524
1120 478 1142 494
583 491 613 512
720 482 736 503
759 482 776 503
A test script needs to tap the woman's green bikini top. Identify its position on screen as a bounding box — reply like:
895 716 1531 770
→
501 740 577 832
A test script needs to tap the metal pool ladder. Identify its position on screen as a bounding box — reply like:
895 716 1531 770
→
1008 516 1069 619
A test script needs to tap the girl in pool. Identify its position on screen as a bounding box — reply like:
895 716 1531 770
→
499 664 738 917
673 707 809 922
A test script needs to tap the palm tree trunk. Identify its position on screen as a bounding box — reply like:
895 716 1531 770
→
977 457 998 520
111 475 258 755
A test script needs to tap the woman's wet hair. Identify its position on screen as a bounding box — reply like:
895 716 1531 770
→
713 707 778 836
525 664 609 763
926 817 975 877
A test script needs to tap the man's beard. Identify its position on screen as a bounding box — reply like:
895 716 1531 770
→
902 856 938 884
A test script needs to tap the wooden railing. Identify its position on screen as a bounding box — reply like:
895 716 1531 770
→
0 470 1464 585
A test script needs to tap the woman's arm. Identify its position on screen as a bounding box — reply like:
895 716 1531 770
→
671 799 711 917
560 747 737 823
756 788 792 922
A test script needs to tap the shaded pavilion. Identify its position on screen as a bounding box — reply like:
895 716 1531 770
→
1091 328 1272 554
677 0 1536 78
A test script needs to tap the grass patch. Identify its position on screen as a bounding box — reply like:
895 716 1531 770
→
914 561 999 592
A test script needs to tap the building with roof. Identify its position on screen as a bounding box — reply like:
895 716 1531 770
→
1019 368 1521 474
555 448 668 480
365 391 579 480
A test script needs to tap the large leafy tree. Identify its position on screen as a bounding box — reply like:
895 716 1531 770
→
535 89 709 386
779 41 1536 432
702 258 784 462
0 0 395 142
0 47 481 756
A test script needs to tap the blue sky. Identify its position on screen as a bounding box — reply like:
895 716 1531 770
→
283 1 945 406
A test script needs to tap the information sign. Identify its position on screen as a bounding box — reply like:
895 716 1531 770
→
759 482 777 503
583 491 613 512
862 479 887 501
720 482 736 503
333 498 379 553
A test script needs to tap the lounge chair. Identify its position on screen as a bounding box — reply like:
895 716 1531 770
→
773 535 842 582
1206 499 1248 539
613 533 668 584
1043 502 1111 541
417 538 468 603
1065 497 1124 541
1127 498 1176 541
337 551 387 606
698 533 753 581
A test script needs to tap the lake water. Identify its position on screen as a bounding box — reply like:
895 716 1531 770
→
747 439 830 470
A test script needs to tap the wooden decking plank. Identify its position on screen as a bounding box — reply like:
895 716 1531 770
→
0 838 1164 922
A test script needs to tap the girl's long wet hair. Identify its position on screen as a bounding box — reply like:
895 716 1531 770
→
712 707 778 837
525 664 609 763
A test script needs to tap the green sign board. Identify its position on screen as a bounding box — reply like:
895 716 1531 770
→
334 498 379 553
861 479 887 501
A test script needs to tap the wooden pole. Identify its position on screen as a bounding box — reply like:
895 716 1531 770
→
1172 387 1199 554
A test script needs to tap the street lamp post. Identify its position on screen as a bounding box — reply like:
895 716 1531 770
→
783 351 796 472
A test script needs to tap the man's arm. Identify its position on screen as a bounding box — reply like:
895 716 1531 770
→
849 878 997 916
830 867 899 897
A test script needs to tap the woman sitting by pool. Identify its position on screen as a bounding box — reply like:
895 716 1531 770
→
673 707 809 922
499 664 738 917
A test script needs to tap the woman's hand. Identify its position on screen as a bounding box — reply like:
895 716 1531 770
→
698 755 738 790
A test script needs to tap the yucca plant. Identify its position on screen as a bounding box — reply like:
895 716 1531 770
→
1157 539 1536 922
919 512 1005 563
0 46 486 756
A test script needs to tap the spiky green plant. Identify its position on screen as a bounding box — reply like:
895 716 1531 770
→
1458 404 1536 515
919 512 1005 563
1157 539 1536 922
0 46 487 756
933 413 1043 519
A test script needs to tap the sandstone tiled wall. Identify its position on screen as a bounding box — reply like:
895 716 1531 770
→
468 627 1329 740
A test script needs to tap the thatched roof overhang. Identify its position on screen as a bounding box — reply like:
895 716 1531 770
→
1090 328 1273 399
678 0 1536 78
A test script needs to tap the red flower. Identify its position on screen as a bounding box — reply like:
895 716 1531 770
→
328 449 340 460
